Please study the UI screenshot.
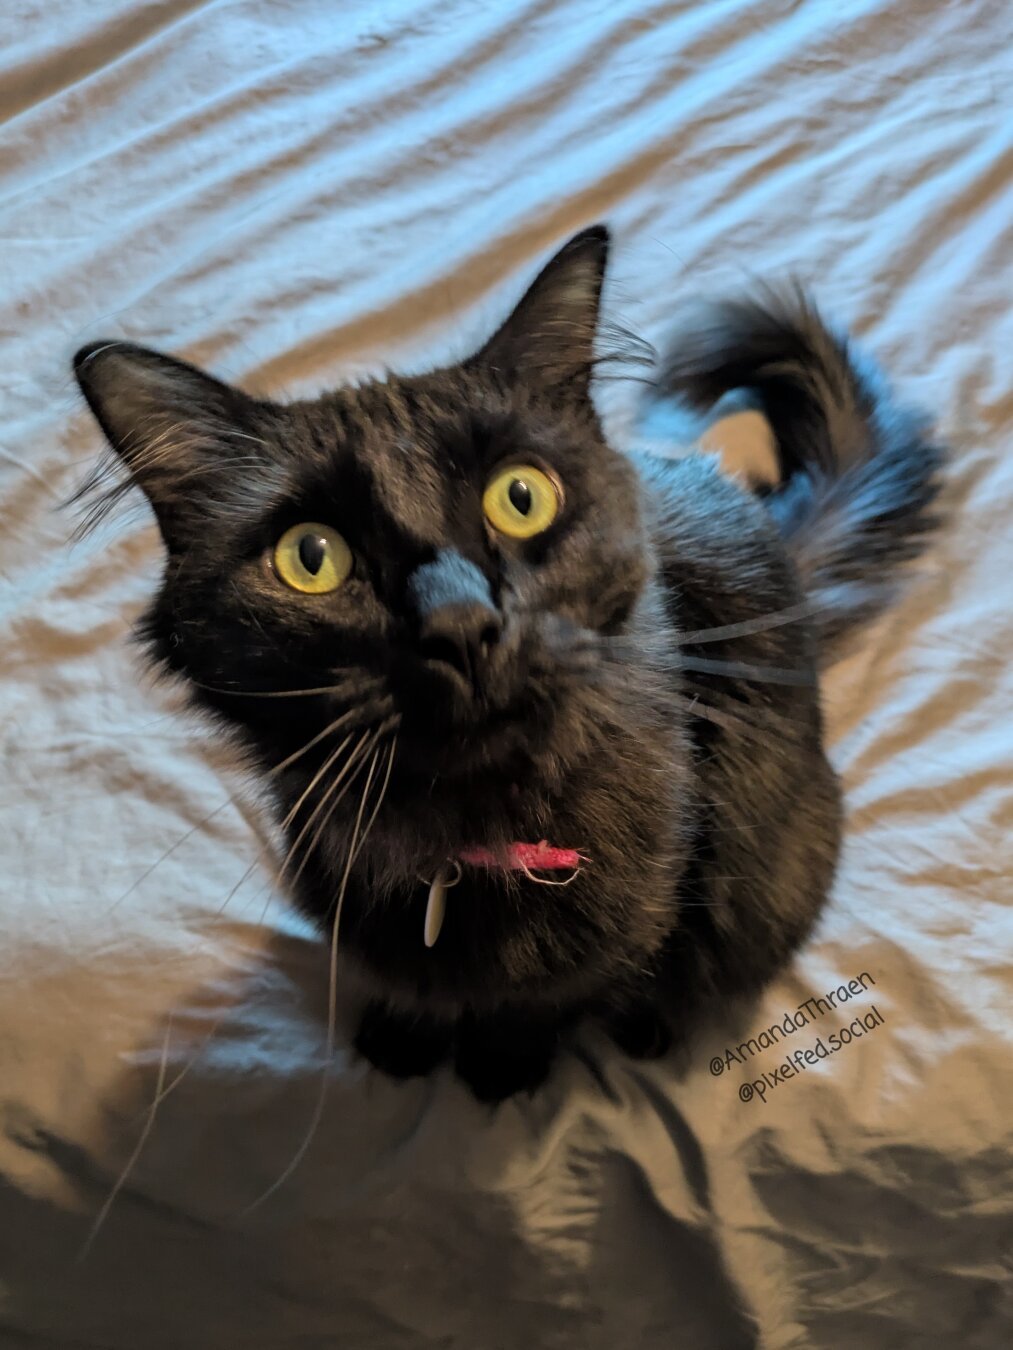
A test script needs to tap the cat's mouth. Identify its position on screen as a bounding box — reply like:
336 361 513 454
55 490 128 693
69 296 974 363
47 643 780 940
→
387 625 566 774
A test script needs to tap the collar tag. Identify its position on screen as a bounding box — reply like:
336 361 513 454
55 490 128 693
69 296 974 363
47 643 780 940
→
424 869 449 948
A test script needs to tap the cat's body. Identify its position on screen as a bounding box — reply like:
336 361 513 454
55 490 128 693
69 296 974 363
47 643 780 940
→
75 228 942 1100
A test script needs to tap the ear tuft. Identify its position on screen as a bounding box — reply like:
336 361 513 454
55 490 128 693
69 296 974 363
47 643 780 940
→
473 225 611 393
74 341 245 457
73 341 262 551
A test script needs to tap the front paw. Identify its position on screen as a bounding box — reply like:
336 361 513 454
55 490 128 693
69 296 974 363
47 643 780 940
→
604 1002 672 1060
454 1012 559 1103
454 1042 555 1103
354 1001 452 1080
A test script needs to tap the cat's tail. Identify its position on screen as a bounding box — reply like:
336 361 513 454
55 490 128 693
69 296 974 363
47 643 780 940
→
655 286 945 660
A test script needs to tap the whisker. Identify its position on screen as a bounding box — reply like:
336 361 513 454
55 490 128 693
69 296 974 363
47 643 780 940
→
129 735 376 1121
680 679 814 733
191 678 382 700
213 855 267 918
137 1004 232 1122
103 709 368 916
678 599 818 645
78 1015 174 1259
278 729 378 887
106 800 235 915
283 719 396 894
672 690 790 744
349 735 398 866
241 739 391 1214
268 707 371 778
280 733 356 832
113 738 389 1160
215 429 269 448
679 655 816 687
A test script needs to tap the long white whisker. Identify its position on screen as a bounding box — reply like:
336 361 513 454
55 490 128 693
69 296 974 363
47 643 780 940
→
283 724 390 894
680 680 813 734
178 731 398 1111
278 729 376 885
679 599 818 645
213 855 267 918
241 741 389 1214
280 733 355 833
672 690 777 743
192 679 384 700
107 800 234 915
132 728 374 1117
679 655 816 686
139 1006 231 1121
105 709 368 916
349 735 397 866
103 719 386 1122
78 1015 174 1260
267 708 366 779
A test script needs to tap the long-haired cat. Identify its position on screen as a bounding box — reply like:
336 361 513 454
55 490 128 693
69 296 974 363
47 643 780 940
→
74 227 942 1101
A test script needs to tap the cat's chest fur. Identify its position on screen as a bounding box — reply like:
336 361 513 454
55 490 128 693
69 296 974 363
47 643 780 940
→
281 453 836 1020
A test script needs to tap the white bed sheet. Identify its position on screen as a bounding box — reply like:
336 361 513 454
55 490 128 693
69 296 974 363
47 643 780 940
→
1 2 1011 1346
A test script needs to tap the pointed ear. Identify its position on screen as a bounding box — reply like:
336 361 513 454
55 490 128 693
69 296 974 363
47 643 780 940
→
472 225 610 393
73 341 265 552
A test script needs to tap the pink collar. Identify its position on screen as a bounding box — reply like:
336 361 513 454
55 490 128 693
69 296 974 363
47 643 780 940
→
458 841 582 871
423 842 583 948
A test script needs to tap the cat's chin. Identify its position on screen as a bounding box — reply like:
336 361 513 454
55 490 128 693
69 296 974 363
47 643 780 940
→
394 741 548 797
396 702 562 782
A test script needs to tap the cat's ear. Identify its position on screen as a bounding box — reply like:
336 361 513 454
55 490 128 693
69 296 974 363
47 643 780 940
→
472 225 609 395
73 342 265 552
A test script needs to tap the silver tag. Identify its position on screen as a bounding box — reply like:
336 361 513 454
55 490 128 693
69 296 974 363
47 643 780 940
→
424 869 448 948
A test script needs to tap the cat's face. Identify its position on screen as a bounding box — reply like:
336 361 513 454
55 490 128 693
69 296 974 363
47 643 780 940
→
75 228 674 879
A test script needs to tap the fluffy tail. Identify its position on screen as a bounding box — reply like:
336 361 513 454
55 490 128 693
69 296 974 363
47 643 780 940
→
657 287 945 659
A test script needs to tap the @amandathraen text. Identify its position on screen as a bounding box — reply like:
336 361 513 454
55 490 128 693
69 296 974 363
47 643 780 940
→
734 1004 886 1102
704 972 885 1103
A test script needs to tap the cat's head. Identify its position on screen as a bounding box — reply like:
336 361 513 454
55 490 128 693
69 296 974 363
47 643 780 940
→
74 227 677 876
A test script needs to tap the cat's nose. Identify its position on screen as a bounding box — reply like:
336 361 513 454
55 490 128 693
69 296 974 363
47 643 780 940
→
419 602 502 687
409 550 502 690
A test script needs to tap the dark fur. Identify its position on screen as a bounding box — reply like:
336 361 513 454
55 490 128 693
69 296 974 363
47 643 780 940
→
73 227 943 1101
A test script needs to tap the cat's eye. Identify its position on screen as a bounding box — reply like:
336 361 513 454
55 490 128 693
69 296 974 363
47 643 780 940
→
482 464 561 539
272 523 352 594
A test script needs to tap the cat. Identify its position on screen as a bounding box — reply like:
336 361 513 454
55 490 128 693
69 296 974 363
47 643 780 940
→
74 226 943 1102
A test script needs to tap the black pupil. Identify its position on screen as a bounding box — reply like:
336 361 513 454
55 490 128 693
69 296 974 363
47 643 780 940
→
508 478 532 515
298 533 327 575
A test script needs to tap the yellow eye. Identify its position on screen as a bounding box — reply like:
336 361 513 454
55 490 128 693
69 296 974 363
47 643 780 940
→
272 522 352 594
482 464 561 539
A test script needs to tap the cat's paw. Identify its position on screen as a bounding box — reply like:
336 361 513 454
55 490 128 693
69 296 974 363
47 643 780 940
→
604 1002 672 1060
354 1002 453 1080
454 1041 555 1103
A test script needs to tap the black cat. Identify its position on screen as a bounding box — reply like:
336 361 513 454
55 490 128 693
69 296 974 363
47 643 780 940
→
74 227 942 1102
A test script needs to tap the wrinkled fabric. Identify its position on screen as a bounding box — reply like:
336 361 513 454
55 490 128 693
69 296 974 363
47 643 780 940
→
1 2 1011 1347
